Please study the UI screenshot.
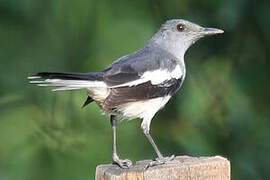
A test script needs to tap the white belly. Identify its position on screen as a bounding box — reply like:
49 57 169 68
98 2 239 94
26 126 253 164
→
116 96 171 120
87 87 171 121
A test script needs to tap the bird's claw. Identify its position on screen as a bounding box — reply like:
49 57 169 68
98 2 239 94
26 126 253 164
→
113 158 133 169
145 155 175 169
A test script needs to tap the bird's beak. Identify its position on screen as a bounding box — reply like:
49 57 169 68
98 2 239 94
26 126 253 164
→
200 27 224 36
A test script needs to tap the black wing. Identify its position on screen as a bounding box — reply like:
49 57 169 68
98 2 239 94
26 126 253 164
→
102 44 184 109
103 44 178 87
103 78 183 109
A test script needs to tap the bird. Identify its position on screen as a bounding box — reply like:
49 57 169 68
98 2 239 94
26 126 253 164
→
28 19 223 169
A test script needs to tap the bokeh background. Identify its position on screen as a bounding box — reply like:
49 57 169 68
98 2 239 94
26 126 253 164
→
0 0 269 179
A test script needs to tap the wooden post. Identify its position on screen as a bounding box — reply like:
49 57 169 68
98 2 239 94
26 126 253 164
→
95 156 230 180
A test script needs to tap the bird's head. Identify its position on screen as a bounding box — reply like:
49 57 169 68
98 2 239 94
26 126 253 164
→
150 19 224 59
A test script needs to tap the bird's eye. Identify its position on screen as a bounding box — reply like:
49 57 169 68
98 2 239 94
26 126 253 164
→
176 24 185 32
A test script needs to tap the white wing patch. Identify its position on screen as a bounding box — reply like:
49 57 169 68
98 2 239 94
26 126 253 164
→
110 65 182 88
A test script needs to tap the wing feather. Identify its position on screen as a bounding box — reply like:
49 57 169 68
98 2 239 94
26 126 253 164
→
103 78 183 109
103 44 181 87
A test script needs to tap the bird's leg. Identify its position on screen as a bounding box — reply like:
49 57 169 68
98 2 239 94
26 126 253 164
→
141 118 175 168
110 115 132 168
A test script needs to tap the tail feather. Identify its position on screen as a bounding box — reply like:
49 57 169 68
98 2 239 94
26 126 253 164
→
82 96 94 108
30 72 104 80
28 72 106 91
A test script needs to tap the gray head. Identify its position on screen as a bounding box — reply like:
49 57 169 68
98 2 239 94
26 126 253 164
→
149 19 224 59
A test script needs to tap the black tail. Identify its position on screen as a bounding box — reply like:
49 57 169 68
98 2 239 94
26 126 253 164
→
28 72 106 91
30 72 104 81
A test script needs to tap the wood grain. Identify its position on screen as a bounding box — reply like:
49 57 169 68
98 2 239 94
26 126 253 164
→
95 156 230 180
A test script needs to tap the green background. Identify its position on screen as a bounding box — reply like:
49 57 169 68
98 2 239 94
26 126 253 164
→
0 0 269 179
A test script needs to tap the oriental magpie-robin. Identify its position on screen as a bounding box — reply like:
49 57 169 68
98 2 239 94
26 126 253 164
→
28 19 223 168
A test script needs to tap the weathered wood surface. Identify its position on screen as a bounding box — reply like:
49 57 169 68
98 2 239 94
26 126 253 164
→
95 156 230 180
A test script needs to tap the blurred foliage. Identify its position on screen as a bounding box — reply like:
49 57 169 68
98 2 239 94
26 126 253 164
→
0 0 269 179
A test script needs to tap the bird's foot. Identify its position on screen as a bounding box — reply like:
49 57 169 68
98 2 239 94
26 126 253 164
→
113 155 133 169
145 155 175 169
